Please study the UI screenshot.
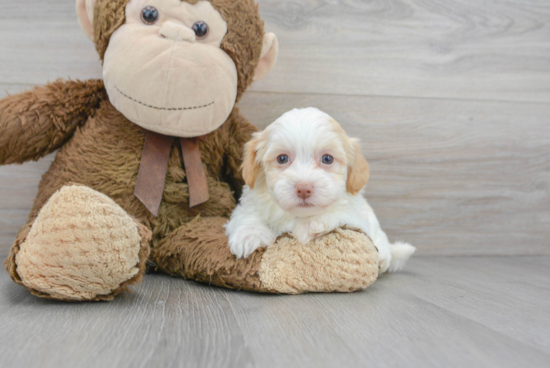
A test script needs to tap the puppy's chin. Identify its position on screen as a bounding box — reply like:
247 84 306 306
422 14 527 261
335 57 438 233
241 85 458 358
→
277 199 336 218
288 206 326 218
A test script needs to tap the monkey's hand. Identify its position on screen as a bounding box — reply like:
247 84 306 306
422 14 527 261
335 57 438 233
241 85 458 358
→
0 79 106 165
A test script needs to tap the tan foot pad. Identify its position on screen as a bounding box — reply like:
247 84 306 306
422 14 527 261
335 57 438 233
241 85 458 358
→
16 185 145 301
259 228 379 294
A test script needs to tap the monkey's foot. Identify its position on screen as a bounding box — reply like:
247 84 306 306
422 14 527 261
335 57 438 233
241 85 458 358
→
13 185 151 301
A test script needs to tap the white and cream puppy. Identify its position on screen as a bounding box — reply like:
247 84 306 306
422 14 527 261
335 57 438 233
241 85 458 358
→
225 108 415 273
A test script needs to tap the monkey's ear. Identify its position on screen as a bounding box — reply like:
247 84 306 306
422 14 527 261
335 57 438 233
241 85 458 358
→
253 33 279 82
241 133 265 189
76 0 96 41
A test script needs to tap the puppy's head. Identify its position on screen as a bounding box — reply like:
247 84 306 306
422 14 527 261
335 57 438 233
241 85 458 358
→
242 108 370 217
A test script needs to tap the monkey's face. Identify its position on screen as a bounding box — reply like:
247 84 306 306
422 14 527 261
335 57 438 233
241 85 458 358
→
77 0 278 137
102 0 237 137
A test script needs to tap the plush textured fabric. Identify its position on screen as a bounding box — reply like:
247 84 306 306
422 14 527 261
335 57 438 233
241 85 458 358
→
15 185 150 301
253 32 278 82
259 229 379 294
153 219 377 294
0 79 106 165
76 0 95 40
152 216 270 292
103 0 240 137
94 0 264 101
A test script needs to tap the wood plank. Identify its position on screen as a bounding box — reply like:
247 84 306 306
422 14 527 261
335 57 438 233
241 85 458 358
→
0 0 549 103
1 86 548 256
395 256 550 351
226 265 550 367
251 0 550 102
0 274 255 368
0 0 102 85
1 256 549 368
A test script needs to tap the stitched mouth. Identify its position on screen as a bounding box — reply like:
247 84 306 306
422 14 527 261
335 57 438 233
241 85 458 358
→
115 86 214 111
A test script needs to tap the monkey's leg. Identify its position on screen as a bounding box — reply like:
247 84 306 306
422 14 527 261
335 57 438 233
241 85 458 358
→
4 185 151 301
151 217 379 294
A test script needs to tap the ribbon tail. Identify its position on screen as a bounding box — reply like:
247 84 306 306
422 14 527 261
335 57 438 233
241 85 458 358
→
180 137 210 208
134 131 173 217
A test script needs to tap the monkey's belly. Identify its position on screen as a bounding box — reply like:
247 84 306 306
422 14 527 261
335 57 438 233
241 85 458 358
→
155 177 237 225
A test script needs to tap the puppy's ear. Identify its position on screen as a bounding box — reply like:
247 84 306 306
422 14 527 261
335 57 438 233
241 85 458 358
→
346 139 370 195
241 133 264 189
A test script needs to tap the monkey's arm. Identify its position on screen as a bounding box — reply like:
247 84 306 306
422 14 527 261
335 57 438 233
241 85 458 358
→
223 110 258 200
0 79 106 165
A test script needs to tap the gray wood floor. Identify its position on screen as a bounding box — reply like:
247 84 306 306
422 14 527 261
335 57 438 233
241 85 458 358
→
1 1 549 367
1 256 549 368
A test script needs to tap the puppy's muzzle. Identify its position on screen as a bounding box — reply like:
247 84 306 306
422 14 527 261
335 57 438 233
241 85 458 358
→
296 182 314 199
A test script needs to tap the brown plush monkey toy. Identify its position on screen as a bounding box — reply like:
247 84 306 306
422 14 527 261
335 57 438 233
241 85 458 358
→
0 0 379 301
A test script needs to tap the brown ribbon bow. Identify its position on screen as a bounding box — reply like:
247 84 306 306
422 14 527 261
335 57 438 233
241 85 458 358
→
134 131 210 217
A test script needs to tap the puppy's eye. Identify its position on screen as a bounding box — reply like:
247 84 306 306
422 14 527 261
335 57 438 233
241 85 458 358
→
141 6 159 25
277 155 290 165
192 21 209 39
321 155 334 165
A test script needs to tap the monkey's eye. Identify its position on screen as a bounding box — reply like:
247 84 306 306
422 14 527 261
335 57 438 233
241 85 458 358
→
192 21 209 39
321 155 334 165
277 155 290 165
141 6 159 25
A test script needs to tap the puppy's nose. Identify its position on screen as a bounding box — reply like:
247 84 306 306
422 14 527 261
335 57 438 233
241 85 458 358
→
296 182 314 199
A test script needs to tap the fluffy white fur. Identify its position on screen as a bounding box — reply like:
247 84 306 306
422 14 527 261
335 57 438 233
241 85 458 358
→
225 107 416 273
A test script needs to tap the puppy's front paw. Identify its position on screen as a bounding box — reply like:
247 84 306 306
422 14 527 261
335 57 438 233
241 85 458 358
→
308 218 332 237
228 227 277 259
291 224 314 245
292 218 334 245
